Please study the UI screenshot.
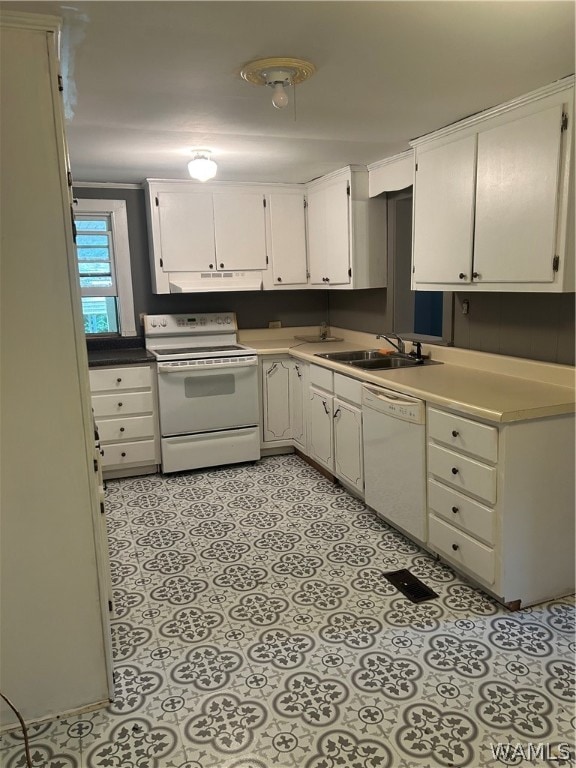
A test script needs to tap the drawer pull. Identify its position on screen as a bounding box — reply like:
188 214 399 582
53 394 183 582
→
451 467 459 475
451 506 459 513
121 452 126 457
116 377 122 383
322 400 330 415
451 430 459 437
452 543 459 551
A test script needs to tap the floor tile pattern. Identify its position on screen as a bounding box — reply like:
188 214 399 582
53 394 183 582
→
1 454 574 767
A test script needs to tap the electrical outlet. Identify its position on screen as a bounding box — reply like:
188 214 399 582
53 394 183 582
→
269 320 282 329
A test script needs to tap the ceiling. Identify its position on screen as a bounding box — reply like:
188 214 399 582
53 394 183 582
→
3 1 574 184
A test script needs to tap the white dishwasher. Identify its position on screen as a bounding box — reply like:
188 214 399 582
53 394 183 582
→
362 383 427 545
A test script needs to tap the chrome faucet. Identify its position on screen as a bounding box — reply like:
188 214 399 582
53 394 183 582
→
376 332 406 354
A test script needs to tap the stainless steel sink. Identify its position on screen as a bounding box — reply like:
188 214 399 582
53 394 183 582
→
348 357 422 370
314 348 441 370
314 349 392 362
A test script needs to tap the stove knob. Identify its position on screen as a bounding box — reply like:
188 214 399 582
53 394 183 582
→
225 317 232 324
217 317 223 324
161 318 167 327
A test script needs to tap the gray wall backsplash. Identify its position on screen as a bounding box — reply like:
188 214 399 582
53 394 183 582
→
453 292 575 366
76 187 574 365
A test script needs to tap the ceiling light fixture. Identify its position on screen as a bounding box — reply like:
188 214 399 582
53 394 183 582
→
187 149 217 182
240 57 316 110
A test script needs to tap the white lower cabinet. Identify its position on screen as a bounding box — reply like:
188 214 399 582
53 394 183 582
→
427 405 575 607
261 357 308 450
89 364 160 478
307 365 364 495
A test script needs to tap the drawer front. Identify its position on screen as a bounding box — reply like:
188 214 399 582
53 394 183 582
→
92 391 153 418
89 365 152 393
334 372 362 406
428 407 498 463
428 479 495 545
309 364 333 392
428 443 497 505
429 514 495 585
100 439 157 468
96 415 155 443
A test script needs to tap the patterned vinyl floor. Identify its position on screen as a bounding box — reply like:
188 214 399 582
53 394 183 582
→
1 454 574 767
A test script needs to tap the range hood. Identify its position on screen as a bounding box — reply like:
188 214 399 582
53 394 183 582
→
169 271 263 293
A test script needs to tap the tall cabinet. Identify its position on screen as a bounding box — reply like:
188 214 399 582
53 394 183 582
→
0 12 112 727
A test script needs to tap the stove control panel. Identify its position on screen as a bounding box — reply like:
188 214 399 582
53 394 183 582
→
144 313 237 335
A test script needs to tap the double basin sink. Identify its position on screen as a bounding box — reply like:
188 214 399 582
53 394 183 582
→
315 348 440 371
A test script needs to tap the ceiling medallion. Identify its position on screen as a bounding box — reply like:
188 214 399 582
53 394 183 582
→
240 57 316 109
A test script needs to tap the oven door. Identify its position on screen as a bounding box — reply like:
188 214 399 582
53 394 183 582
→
157 358 259 437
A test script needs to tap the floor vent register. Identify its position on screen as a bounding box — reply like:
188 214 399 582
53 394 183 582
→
383 569 439 603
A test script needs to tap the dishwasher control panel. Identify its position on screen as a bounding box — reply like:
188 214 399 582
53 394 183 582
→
362 385 425 424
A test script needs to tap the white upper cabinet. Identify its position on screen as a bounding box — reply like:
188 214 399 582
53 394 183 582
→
473 105 563 284
411 78 574 292
213 191 267 271
306 166 387 290
157 190 215 272
266 190 308 287
412 135 477 285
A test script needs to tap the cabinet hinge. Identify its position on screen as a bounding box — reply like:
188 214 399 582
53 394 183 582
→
415 162 418 172
155 196 159 207
412 265 416 274
266 255 269 265
159 258 164 268
57 74 64 92
108 600 113 613
561 112 569 132
263 197 267 208
346 183 351 196
67 170 73 188
306 271 310 278
304 198 308 209
553 255 560 272
100 501 105 515
93 459 98 472
348 267 352 278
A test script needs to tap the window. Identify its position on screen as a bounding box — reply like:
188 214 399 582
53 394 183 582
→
74 199 136 336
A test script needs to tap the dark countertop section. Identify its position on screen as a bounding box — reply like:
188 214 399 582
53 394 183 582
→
86 336 155 367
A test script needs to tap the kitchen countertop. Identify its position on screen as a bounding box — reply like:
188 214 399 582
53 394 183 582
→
87 347 156 367
247 336 576 423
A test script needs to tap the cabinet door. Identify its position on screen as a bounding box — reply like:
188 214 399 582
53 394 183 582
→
290 361 307 449
157 191 215 271
413 135 476 285
473 105 564 283
333 399 363 493
307 180 350 286
268 192 308 286
262 359 291 442
213 192 267 271
308 388 333 469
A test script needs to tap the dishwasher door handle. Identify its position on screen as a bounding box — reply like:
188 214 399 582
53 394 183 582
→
364 386 420 406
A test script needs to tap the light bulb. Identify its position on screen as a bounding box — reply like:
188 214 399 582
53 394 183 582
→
271 82 289 109
187 153 217 182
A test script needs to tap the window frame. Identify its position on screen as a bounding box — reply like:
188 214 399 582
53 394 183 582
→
74 198 136 337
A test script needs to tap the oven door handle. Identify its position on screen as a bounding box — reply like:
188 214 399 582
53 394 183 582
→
157 359 258 373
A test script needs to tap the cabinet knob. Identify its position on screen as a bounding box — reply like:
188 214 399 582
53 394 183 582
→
277 277 282 282
452 543 459 551
451 467 459 475
473 272 480 279
219 263 224 269
116 377 122 383
451 506 459 513
451 430 459 437
120 427 125 433
209 263 214 269
121 452 126 458
118 402 123 407
458 273 466 280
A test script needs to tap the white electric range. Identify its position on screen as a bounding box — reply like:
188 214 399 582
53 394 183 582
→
144 313 260 473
